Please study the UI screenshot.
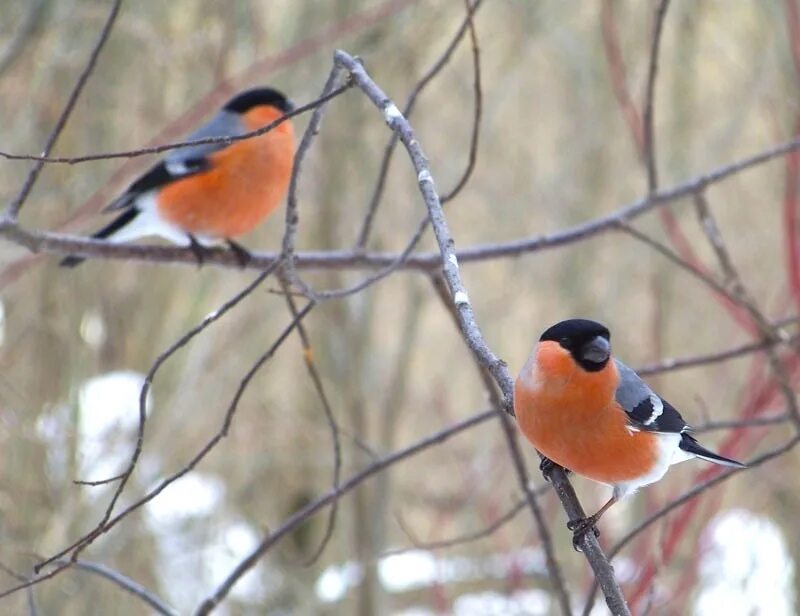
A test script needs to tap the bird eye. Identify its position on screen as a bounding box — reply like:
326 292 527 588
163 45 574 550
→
559 337 570 347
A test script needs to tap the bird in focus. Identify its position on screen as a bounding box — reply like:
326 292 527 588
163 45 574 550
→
514 318 745 548
61 87 296 267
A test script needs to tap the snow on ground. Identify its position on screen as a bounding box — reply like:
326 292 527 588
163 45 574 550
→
695 509 794 616
316 509 795 615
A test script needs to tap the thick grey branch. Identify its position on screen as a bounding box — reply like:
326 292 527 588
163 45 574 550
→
53 560 178 616
4 132 800 272
333 49 631 616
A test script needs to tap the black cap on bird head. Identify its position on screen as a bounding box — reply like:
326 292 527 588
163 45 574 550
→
539 319 611 372
223 87 294 114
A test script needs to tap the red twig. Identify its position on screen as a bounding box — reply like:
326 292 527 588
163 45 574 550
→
601 0 643 153
784 1 800 309
627 354 800 607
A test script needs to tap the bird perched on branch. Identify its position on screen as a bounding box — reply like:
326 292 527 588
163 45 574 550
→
514 318 745 548
61 87 295 268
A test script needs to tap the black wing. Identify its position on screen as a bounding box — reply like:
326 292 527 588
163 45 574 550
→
614 359 689 433
104 158 211 212
104 108 244 211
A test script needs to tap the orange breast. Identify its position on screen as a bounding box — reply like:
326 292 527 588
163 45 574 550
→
157 106 295 239
514 342 657 485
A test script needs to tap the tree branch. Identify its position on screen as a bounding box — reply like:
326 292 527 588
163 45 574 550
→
194 409 497 614
4 133 800 271
51 559 177 616
581 435 800 616
693 193 800 429
428 275 572 616
333 49 631 615
636 315 799 376
31 277 309 577
278 277 342 566
642 0 671 193
354 0 484 249
383 496 530 556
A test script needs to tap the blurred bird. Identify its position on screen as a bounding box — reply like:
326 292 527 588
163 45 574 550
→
61 87 295 267
514 318 745 548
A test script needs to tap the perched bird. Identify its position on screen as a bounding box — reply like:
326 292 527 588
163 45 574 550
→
514 318 745 547
61 87 295 267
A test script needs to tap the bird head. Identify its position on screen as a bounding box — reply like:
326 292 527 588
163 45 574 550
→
223 87 295 114
539 319 611 373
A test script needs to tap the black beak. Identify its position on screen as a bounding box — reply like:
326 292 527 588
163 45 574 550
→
582 336 610 363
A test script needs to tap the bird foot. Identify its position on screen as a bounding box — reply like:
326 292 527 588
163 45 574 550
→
226 239 252 268
188 235 212 267
539 457 570 482
567 516 601 551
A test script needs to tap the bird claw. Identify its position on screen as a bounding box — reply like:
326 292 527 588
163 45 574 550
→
567 517 601 551
538 457 570 482
188 235 211 267
226 239 252 268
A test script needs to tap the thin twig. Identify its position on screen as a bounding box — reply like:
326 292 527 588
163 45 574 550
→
602 0 704 295
692 412 790 433
280 66 348 299
278 277 340 567
290 207 430 300
194 408 497 615
382 495 533 556
289 0 484 300
581 435 800 616
0 560 38 616
693 193 800 429
643 0 671 193
438 0 483 204
40 263 280 568
0 564 71 605
354 0 484 249
493 412 573 616
0 84 351 166
73 470 126 486
5 0 122 219
636 316 799 376
616 220 734 301
337 53 514 395
33 267 306 577
274 0 485 301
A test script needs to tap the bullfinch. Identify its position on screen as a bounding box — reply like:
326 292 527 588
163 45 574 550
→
61 87 295 267
514 318 745 547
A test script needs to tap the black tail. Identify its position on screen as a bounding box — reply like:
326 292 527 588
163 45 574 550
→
60 208 139 268
679 434 746 468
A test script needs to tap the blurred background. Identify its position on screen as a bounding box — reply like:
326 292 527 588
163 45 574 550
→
1 0 799 614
